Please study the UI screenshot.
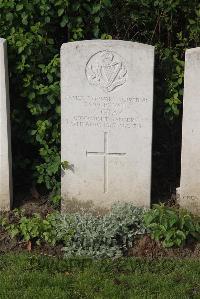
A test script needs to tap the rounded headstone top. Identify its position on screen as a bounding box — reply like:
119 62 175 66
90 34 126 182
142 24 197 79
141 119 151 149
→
61 39 154 52
0 38 6 44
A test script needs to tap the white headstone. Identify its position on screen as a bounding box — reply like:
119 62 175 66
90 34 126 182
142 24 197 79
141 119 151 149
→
180 47 200 214
61 40 154 211
0 38 12 210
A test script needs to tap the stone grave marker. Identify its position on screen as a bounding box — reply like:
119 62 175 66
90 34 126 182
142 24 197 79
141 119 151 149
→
61 40 154 211
180 47 200 214
0 38 12 210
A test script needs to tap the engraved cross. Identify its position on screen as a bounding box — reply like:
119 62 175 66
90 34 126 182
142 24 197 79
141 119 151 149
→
86 132 126 193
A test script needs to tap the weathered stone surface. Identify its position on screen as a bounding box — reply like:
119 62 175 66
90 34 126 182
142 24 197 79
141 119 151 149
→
61 40 154 211
180 47 200 214
0 38 12 210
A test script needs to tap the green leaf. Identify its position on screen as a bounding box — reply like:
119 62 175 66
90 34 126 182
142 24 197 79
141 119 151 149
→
163 239 174 248
56 105 61 114
102 0 112 6
92 4 101 14
60 15 68 27
45 16 51 23
6 13 13 22
176 230 186 240
165 106 171 113
165 231 174 241
94 16 100 23
178 77 182 84
22 17 28 25
16 4 24 11
189 19 196 24
176 66 181 73
58 8 64 16
18 47 24 54
175 238 183 246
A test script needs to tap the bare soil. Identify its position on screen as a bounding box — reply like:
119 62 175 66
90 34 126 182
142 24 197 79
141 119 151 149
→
129 235 200 259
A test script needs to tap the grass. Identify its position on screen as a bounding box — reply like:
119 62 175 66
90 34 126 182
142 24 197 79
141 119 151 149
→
0 253 199 299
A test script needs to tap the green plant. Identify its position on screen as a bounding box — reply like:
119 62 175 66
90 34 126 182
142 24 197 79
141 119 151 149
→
61 203 146 258
0 210 72 245
144 204 200 247
0 204 146 256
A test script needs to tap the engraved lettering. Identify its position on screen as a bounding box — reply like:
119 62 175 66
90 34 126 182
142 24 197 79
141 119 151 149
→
65 95 151 129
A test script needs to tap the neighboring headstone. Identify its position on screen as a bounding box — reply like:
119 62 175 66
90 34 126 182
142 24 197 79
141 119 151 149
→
61 40 154 212
180 47 200 214
0 38 12 210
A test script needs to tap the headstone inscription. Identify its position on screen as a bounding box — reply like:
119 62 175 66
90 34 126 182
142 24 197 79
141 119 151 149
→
180 47 200 214
61 40 154 211
0 38 12 210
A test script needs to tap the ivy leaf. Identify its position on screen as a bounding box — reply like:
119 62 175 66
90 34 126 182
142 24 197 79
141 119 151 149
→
60 15 68 27
6 13 13 22
102 0 112 6
16 4 24 11
165 106 171 113
58 8 64 16
45 16 51 23
92 4 101 14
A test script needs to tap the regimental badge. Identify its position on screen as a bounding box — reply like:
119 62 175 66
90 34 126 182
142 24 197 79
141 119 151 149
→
86 50 127 92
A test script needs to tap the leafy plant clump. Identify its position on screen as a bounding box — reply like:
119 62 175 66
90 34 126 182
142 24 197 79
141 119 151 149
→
0 210 72 246
1 204 199 257
0 203 146 257
144 204 200 248
61 203 147 259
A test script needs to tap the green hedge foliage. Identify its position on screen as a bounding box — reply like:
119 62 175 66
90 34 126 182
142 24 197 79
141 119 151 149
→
0 1 199 203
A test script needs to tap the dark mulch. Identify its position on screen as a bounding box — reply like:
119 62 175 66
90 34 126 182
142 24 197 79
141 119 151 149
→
129 235 200 259
13 185 56 217
0 222 64 255
0 230 64 258
1 230 199 260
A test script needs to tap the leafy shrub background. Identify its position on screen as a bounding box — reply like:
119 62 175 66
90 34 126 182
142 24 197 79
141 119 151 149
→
0 1 200 202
